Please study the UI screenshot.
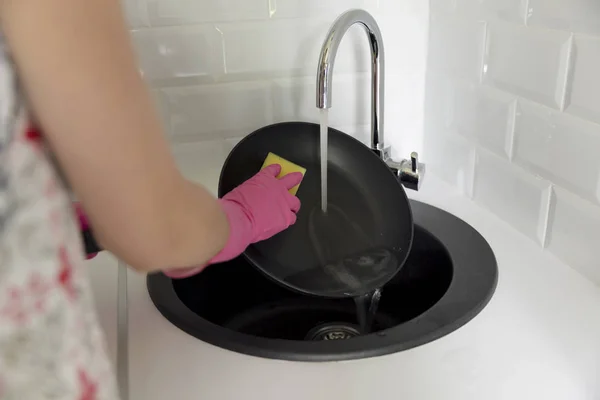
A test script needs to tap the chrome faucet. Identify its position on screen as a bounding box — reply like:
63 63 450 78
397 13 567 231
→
316 9 425 191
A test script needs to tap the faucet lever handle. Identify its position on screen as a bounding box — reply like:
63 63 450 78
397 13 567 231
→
385 151 425 192
410 152 418 173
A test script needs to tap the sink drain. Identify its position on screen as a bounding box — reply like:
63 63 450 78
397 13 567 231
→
305 323 361 341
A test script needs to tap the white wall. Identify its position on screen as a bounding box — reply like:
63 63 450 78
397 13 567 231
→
122 0 428 161
424 0 600 284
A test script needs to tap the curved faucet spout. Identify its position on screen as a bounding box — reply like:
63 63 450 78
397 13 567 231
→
316 9 386 154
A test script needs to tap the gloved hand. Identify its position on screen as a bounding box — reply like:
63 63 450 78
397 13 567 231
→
164 164 303 279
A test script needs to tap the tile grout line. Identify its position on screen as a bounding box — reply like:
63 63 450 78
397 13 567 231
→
523 0 531 26
559 33 576 113
268 0 276 18
478 21 489 85
467 145 477 200
540 185 554 248
214 26 228 75
506 99 518 162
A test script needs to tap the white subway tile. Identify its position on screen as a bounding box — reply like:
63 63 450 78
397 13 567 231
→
450 82 515 158
271 77 316 122
483 23 572 109
130 26 223 81
270 76 319 124
379 14 429 76
386 74 425 118
220 19 320 75
455 0 527 23
147 0 269 26
429 0 456 15
547 188 600 284
565 35 600 125
223 137 244 157
385 74 426 159
428 16 486 82
423 130 475 196
172 141 227 170
219 19 370 76
473 149 551 244
384 113 425 160
379 0 429 15
122 0 150 28
527 0 600 36
386 111 424 161
271 75 371 128
482 0 527 23
171 141 228 195
514 101 600 204
423 73 454 133
161 81 272 140
269 0 373 19
333 125 371 147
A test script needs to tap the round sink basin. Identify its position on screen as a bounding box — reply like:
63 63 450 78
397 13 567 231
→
148 200 498 361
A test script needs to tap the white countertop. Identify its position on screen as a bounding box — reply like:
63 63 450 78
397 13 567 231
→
88 141 600 400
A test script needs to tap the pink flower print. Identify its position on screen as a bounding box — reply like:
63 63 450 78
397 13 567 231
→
0 286 26 325
0 274 53 324
28 272 51 312
24 125 42 143
77 369 98 400
57 246 77 300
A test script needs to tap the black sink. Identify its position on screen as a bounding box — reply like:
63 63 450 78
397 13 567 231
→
148 200 498 361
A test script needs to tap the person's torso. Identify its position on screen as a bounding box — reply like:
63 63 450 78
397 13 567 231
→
0 35 119 400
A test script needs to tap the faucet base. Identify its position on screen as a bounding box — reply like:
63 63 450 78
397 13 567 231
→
371 146 392 161
382 149 425 192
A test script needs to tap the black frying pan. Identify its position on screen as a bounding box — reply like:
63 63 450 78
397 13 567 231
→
219 122 414 298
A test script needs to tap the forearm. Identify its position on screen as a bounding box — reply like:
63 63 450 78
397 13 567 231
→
94 179 229 272
1 0 229 271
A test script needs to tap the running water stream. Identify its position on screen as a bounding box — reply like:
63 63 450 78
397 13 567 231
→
319 109 328 213
318 109 384 334
354 288 383 334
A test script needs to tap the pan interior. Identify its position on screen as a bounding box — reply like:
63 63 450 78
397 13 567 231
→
219 122 414 298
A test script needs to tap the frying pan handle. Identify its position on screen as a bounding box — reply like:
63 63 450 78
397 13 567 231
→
82 228 103 256
73 201 103 258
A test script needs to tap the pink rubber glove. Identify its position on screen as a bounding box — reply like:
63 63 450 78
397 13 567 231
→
73 202 98 260
164 164 303 279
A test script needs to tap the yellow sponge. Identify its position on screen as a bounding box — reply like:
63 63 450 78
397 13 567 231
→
261 152 306 195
